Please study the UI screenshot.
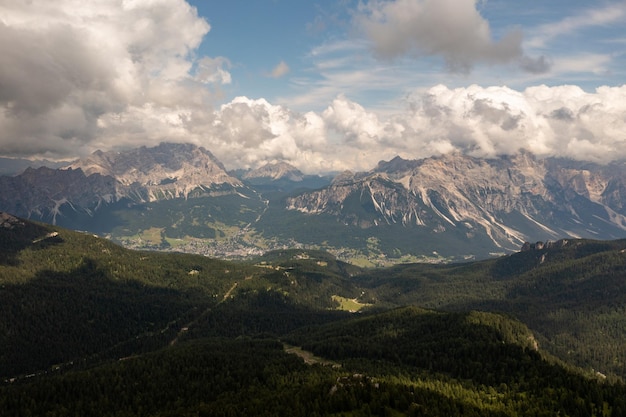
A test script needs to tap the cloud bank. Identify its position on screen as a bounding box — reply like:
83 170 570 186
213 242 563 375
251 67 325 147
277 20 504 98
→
201 84 626 173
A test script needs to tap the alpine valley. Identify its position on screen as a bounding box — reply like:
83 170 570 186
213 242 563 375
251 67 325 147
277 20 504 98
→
2 142 626 264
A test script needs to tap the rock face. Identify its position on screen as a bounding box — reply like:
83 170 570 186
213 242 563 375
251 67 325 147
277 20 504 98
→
0 167 117 224
286 152 626 251
0 143 243 224
520 239 569 252
70 142 242 201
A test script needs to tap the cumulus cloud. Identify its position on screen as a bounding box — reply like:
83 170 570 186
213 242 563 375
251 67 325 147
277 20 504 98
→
191 84 626 174
353 0 548 74
204 97 333 173
0 0 228 158
367 84 626 164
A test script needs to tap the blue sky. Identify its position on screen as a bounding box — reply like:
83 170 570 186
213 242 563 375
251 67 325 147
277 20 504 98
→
189 0 354 109
1 0 625 172
190 0 626 111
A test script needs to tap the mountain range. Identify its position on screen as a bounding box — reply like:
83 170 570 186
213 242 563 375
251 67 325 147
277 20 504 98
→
286 151 626 254
2 142 626 261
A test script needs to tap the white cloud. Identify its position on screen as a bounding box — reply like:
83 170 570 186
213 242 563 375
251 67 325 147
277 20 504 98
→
0 0 218 158
323 95 384 146
199 84 626 173
392 84 626 163
527 3 626 49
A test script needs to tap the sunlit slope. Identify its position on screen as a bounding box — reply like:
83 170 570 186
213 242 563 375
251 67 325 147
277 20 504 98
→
359 238 626 378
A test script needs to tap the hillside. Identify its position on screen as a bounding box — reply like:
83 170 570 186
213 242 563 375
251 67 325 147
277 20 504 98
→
358 238 626 378
2 214 626 415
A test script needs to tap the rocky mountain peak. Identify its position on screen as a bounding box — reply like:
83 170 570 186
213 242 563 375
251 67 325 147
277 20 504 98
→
242 161 304 182
287 151 626 254
69 142 242 201
71 142 235 184
331 170 358 186
375 156 420 174
0 143 245 224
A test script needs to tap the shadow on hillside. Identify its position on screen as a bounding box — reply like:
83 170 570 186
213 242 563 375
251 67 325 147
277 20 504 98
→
0 257 198 378
0 218 59 266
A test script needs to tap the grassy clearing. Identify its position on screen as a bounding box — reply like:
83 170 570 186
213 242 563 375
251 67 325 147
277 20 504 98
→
138 227 165 246
340 255 377 268
332 295 371 312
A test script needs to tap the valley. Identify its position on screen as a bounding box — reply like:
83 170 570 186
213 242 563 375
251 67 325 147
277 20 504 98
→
4 0 626 414
3 143 626 415
3 143 626 264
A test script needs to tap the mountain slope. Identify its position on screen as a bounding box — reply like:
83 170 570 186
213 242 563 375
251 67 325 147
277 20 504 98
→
0 213 254 376
4 308 626 417
0 143 246 228
0 167 117 225
359 237 626 377
285 152 626 258
70 142 242 201
4 214 626 380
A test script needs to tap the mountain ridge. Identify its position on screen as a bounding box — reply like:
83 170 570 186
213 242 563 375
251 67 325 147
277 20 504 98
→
2 143 626 261
286 151 626 253
0 143 245 225
242 161 304 182
69 142 242 200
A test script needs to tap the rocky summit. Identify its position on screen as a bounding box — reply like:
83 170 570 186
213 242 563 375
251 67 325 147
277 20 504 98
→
69 142 242 200
242 161 304 182
0 212 24 229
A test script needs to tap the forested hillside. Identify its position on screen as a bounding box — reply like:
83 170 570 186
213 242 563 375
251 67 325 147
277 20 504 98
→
2 213 626 416
358 239 626 378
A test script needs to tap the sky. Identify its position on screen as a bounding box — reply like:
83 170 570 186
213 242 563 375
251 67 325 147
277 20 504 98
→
1 0 625 174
